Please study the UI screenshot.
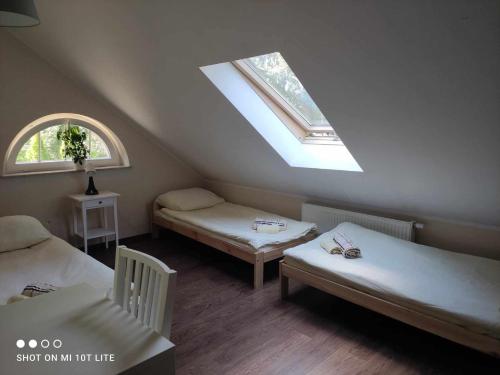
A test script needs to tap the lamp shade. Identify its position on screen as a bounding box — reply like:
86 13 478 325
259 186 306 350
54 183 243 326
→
0 0 39 27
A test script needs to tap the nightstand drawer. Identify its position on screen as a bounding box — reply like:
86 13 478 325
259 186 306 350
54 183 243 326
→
84 197 115 209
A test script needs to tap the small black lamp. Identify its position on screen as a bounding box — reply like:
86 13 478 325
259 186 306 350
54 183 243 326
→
0 0 40 27
84 163 99 195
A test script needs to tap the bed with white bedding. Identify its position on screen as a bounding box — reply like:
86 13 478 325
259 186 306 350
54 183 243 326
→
281 222 500 356
152 188 317 288
158 202 316 250
0 221 114 305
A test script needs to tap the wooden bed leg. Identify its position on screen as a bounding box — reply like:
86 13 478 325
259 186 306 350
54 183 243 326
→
253 253 264 289
280 261 289 299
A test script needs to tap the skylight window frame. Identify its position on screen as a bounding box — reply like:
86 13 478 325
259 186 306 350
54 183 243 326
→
232 58 341 145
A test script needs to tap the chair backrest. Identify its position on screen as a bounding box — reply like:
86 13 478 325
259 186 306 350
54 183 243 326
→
113 245 176 339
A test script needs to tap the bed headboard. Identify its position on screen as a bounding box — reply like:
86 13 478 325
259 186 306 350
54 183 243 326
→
302 203 415 241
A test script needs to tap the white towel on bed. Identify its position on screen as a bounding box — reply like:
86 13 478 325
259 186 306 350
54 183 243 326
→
256 223 281 234
332 230 362 258
7 282 59 304
21 282 59 297
252 218 287 231
320 238 342 254
7 294 30 304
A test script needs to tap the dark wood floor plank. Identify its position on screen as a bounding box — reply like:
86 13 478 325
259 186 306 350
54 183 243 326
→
88 230 500 375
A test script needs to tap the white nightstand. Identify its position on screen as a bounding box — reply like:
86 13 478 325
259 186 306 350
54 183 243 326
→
69 191 120 254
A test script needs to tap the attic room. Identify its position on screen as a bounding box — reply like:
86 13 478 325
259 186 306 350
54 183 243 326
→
0 0 499 374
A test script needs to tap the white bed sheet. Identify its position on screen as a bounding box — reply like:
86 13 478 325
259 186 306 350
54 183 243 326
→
158 202 316 250
284 222 500 339
0 236 114 305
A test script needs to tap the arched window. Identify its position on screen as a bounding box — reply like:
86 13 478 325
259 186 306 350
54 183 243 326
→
3 113 129 176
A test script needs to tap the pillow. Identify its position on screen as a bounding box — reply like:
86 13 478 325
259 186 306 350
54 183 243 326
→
156 188 225 211
0 215 51 253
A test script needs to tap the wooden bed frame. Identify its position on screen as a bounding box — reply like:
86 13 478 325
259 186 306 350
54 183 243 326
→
152 209 317 289
280 261 500 357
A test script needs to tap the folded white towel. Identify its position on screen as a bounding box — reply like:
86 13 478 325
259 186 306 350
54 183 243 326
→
252 217 287 231
320 239 342 254
7 282 60 304
256 223 281 234
342 247 361 258
7 294 30 304
333 230 362 259
21 282 59 297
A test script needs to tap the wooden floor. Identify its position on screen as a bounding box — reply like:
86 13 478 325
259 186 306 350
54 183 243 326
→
89 230 500 375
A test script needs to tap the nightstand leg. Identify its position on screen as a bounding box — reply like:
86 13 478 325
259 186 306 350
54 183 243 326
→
82 208 88 254
72 205 78 237
102 207 109 249
113 203 119 247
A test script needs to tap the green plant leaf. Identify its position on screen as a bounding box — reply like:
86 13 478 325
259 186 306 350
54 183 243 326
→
58 125 89 165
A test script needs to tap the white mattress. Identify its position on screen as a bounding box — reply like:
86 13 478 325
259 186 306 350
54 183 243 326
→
284 222 500 339
158 202 316 250
0 236 114 305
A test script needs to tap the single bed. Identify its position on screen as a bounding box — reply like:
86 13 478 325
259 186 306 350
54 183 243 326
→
152 188 317 288
0 216 114 305
280 221 500 357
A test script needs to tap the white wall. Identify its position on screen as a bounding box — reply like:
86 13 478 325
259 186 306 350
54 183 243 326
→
4 1 499 259
0 31 202 242
9 0 500 231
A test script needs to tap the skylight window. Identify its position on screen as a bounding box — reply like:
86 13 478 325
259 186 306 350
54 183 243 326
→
233 52 339 144
200 52 362 172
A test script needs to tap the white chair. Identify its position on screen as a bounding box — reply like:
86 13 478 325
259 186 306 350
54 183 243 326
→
113 245 176 339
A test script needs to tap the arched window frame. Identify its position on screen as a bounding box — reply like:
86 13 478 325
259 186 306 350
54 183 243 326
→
3 113 130 176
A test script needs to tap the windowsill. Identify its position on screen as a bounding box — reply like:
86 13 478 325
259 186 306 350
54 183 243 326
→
1 165 131 178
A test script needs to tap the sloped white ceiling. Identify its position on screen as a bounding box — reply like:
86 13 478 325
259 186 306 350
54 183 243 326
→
9 0 500 226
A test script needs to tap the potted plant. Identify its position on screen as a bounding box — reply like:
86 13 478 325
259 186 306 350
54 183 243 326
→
57 125 99 195
57 125 89 166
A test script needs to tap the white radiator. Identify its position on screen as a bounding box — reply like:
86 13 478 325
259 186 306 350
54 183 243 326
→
302 203 415 242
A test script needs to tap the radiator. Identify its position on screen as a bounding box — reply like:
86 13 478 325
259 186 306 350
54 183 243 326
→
302 203 415 242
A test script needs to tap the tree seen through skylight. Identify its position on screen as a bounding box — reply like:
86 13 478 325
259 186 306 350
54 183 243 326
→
244 52 330 127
